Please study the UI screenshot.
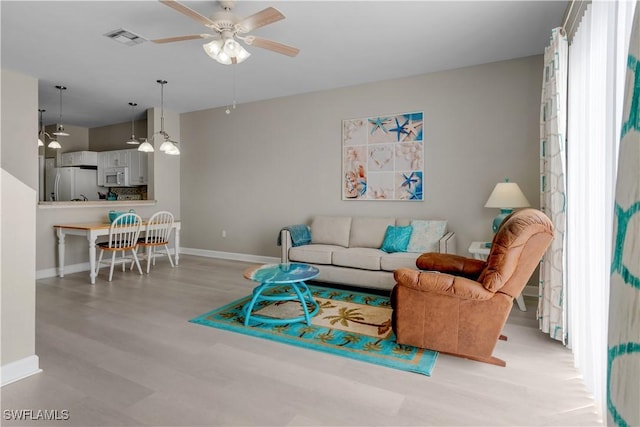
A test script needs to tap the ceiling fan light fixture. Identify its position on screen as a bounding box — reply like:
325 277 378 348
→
203 38 249 65
138 138 154 152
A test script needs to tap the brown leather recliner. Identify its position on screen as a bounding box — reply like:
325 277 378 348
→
390 208 554 366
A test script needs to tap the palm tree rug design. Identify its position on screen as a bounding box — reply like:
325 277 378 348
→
189 284 437 375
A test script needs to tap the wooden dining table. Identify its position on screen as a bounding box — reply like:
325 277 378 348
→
53 220 181 284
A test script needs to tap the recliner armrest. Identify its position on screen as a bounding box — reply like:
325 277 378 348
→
394 268 494 300
416 253 486 280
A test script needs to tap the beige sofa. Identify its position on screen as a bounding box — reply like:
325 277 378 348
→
280 216 456 290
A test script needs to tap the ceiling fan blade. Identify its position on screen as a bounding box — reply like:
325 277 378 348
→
237 7 285 33
151 34 207 44
249 37 299 57
159 0 216 28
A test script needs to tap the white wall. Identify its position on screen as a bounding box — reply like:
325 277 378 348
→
180 55 543 259
1 69 40 385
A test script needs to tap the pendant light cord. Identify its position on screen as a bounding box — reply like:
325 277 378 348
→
157 79 167 135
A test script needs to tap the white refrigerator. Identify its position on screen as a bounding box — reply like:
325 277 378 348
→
46 165 101 201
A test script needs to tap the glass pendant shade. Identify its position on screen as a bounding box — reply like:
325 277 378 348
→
138 138 154 152
48 139 62 149
165 142 180 155
38 137 45 147
159 139 174 152
53 125 69 137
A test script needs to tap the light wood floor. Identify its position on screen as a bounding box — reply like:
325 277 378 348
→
2 256 602 426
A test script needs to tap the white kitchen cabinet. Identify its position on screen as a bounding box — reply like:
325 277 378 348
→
60 151 98 167
127 149 148 185
104 150 130 167
97 149 147 186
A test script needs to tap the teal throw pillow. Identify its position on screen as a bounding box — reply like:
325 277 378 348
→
380 225 413 253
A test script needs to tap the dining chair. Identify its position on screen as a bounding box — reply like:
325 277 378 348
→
96 212 143 282
135 211 175 274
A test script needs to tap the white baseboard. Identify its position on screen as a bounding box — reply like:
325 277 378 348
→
180 247 279 265
1 355 42 387
36 249 278 279
36 262 90 280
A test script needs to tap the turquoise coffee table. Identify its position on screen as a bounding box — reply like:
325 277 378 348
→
242 262 320 326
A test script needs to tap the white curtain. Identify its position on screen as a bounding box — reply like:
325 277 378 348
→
538 27 568 343
566 0 637 419
608 3 640 426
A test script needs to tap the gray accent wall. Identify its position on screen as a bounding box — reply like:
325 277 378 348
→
180 55 543 259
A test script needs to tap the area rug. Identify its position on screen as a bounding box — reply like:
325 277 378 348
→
189 284 438 375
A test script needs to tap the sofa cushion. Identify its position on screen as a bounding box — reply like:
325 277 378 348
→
349 216 395 248
380 252 421 271
289 244 344 265
406 220 447 253
381 225 413 253
332 248 383 271
311 216 352 247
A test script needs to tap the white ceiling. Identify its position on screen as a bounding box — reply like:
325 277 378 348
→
1 1 567 128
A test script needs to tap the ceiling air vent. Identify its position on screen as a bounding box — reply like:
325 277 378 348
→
104 28 146 46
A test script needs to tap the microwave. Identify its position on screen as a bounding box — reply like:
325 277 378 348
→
103 167 130 187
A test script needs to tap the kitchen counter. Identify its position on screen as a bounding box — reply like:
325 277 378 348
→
38 200 157 209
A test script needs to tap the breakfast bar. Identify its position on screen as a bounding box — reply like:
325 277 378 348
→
54 220 181 284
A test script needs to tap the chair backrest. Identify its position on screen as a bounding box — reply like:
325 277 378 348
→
144 211 174 244
478 208 554 298
108 213 142 249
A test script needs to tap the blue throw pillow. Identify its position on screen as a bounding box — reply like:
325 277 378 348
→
380 225 413 253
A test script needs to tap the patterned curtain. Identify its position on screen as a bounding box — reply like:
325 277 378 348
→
608 6 640 427
538 27 568 343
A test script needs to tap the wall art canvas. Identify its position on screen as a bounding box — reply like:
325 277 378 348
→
343 112 424 201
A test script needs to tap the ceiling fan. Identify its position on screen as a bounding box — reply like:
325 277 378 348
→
152 0 300 64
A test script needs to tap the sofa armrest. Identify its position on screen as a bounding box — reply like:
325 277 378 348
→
394 268 494 301
416 252 486 280
439 231 456 254
280 229 293 263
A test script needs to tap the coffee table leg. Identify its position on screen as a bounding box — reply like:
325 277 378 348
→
243 282 269 326
291 282 312 325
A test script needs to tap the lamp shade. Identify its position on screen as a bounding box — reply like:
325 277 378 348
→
484 182 530 209
485 180 530 233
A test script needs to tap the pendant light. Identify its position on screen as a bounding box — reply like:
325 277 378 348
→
142 79 180 155
38 108 62 149
37 109 47 147
125 102 140 145
52 85 70 137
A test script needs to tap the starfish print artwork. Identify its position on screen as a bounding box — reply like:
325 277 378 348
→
403 119 422 141
368 117 390 135
401 172 419 188
389 117 409 141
